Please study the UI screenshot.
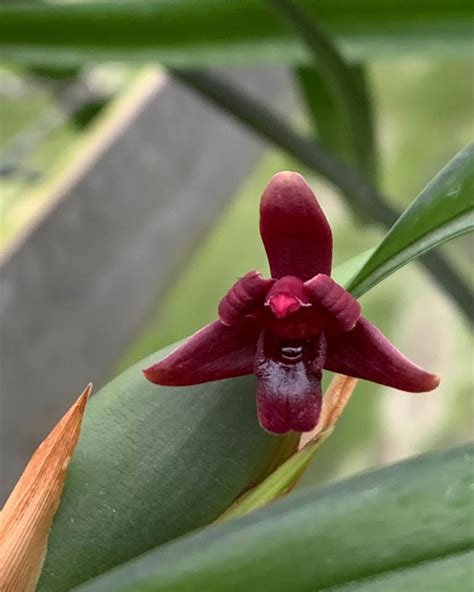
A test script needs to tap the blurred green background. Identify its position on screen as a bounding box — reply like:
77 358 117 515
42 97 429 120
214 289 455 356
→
1 58 472 489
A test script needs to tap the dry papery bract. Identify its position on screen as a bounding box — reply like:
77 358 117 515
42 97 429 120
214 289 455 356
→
0 384 91 592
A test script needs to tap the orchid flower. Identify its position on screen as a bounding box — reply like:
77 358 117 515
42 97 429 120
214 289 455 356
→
144 172 439 434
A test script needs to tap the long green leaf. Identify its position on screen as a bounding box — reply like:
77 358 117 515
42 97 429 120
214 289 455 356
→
296 64 376 182
348 143 474 297
0 1 472 67
272 0 377 182
327 551 474 591
37 346 286 592
296 65 351 159
74 444 474 591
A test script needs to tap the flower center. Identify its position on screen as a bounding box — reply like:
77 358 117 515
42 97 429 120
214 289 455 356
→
280 343 304 362
266 293 305 318
265 275 311 320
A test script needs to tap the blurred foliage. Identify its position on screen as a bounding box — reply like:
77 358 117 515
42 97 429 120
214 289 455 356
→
0 64 129 245
0 70 80 242
1 0 472 65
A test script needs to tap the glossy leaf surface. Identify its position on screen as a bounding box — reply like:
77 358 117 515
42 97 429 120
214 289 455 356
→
37 347 284 591
348 143 474 297
74 444 474 592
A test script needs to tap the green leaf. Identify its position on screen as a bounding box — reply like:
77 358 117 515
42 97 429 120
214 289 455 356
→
37 346 286 592
73 444 474 591
327 551 474 591
296 65 351 158
272 0 377 182
296 64 376 182
219 435 330 521
333 248 375 287
0 1 473 67
348 143 474 298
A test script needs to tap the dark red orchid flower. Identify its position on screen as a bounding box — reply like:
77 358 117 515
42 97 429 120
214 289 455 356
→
144 172 439 434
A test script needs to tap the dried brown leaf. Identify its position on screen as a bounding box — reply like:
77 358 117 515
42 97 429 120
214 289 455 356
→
0 383 91 592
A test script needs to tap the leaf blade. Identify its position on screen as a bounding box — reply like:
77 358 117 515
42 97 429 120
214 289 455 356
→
272 0 377 181
72 443 474 592
296 64 376 182
0 0 473 67
348 143 474 298
327 550 474 592
37 346 286 592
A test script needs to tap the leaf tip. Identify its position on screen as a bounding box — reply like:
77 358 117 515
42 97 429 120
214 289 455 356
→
0 383 92 592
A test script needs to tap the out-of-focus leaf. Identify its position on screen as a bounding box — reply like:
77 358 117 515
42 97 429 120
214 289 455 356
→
220 375 358 521
73 444 474 592
37 346 289 592
348 143 474 297
0 1 473 67
297 66 341 149
296 65 354 169
0 384 91 592
298 64 377 182
273 0 376 182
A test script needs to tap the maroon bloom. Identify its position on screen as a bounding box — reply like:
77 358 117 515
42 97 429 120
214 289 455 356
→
144 172 440 434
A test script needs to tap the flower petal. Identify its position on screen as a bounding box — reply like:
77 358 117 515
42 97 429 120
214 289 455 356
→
304 274 361 332
259 172 333 280
324 317 440 392
255 330 327 433
144 320 260 386
218 271 274 326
